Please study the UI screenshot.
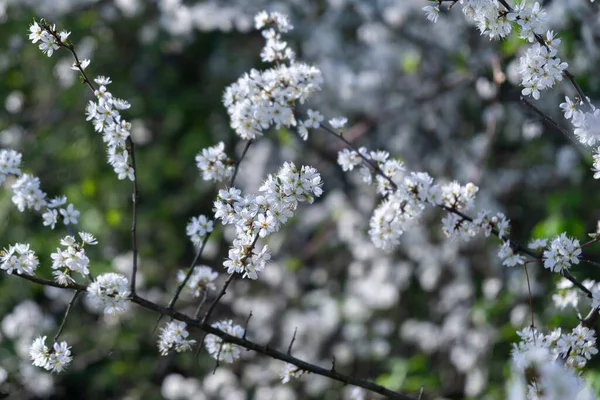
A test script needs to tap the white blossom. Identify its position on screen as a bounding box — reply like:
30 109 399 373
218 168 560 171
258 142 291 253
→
158 321 196 356
205 320 244 363
86 273 130 315
0 243 39 275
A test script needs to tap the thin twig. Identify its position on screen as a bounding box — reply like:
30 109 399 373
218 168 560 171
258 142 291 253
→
230 140 253 184
212 343 223 374
524 263 535 330
193 288 208 320
53 290 81 343
520 96 590 157
201 274 235 325
287 327 298 355
129 136 140 294
242 312 253 340
167 237 209 310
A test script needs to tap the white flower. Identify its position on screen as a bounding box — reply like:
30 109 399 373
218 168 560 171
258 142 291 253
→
42 209 58 229
79 232 98 245
253 213 276 238
195 142 234 183
186 215 214 246
559 96 580 121
0 149 22 184
304 109 324 129
95 76 112 85
329 116 348 130
280 363 303 383
0 243 39 275
158 321 196 356
60 203 80 225
528 238 548 250
254 10 270 30
47 341 73 373
337 149 363 171
11 174 47 212
423 5 440 23
29 336 49 367
29 336 72 373
177 265 218 296
86 273 130 315
38 34 59 57
28 22 43 44
542 233 581 273
71 59 90 71
205 320 244 363
498 241 526 267
50 235 90 280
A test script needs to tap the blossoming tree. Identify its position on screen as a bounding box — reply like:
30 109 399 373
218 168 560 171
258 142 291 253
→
1 0 600 399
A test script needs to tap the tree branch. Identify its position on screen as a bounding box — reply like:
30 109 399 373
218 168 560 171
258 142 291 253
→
10 272 415 399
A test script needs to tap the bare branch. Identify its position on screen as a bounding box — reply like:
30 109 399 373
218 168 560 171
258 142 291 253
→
53 290 81 343
287 327 298 355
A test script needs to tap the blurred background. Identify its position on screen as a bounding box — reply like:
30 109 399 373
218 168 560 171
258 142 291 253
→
1 0 600 399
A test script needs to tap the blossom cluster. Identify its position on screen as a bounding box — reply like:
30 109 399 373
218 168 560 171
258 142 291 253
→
158 321 196 356
559 96 600 180
424 1 567 101
195 142 235 183
176 265 218 297
29 336 72 373
0 149 21 185
28 22 133 182
50 233 97 285
204 320 244 363
519 32 568 100
214 162 322 279
338 147 492 250
28 21 67 57
223 11 323 141
0 243 39 275
85 76 135 181
552 278 583 310
512 325 598 373
86 272 130 315
186 214 214 247
1 149 80 229
542 233 581 273
509 324 599 399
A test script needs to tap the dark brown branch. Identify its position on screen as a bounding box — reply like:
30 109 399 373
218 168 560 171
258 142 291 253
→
13 273 413 399
130 294 414 399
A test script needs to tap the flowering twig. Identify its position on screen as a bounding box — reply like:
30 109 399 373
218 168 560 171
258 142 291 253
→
36 20 141 294
11 272 414 399
164 139 253 314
